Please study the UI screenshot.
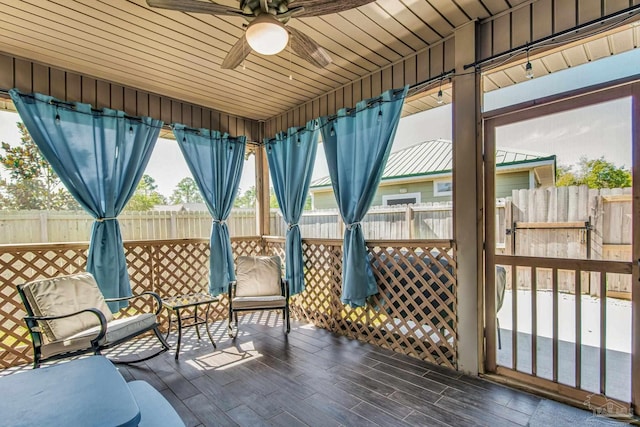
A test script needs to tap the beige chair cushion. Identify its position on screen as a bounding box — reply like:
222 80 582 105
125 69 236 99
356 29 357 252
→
71 313 157 345
41 313 157 358
235 256 282 297
21 273 114 342
232 295 286 310
40 335 96 359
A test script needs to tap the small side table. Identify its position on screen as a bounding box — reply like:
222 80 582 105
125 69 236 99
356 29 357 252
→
162 293 218 360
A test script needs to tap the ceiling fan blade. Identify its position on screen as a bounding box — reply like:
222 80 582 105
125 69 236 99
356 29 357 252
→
289 0 376 17
289 27 332 68
146 0 244 16
221 35 251 69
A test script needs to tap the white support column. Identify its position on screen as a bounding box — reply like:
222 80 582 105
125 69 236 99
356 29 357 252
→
453 21 482 375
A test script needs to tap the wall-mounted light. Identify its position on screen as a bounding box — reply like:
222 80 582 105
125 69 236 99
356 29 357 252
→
245 14 289 55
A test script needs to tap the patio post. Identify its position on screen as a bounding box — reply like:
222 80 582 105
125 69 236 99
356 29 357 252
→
453 21 482 375
256 139 271 238
631 81 640 412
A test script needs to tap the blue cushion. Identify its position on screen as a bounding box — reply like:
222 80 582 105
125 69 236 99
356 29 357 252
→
128 380 185 427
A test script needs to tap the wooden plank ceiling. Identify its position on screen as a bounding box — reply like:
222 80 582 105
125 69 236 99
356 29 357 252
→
402 22 640 116
483 23 640 92
0 0 519 121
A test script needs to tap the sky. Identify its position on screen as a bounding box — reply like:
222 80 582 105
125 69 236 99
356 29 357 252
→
0 48 636 199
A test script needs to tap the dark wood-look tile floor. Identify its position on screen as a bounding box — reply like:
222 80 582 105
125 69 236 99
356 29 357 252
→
119 313 632 427
8 312 631 426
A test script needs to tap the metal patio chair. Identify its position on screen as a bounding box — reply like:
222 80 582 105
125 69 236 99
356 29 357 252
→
17 272 170 368
228 255 290 337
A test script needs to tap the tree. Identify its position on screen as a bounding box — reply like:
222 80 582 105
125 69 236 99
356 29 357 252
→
232 186 280 209
0 122 78 210
581 157 631 189
555 164 579 187
234 186 256 208
169 177 203 204
233 185 312 210
125 174 167 211
556 156 631 189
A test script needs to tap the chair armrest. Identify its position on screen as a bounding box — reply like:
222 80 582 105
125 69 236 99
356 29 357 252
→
106 291 163 315
25 307 108 345
228 281 237 301
281 279 290 300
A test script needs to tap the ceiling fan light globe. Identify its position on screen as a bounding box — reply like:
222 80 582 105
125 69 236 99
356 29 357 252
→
246 15 289 55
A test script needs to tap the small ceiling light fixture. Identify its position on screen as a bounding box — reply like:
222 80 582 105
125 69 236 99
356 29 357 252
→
436 79 444 105
525 47 534 79
245 14 289 55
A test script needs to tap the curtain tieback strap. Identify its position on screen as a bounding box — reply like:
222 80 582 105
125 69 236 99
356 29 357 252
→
213 219 226 225
287 223 299 230
346 222 361 230
95 217 117 222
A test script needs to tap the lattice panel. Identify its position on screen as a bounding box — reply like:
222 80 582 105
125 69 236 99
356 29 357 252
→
364 244 457 368
291 240 458 369
0 238 257 368
263 240 285 260
0 237 457 370
152 240 209 298
232 237 264 258
120 242 155 318
288 242 342 331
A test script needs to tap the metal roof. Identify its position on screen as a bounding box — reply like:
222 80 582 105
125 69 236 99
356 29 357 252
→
310 139 555 188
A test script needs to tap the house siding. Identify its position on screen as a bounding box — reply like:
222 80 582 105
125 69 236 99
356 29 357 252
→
373 181 436 205
496 171 530 198
312 190 338 210
311 171 531 209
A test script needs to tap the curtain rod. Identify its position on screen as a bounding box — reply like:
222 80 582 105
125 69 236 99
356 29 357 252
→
171 123 246 140
1 90 160 124
464 4 640 70
408 69 455 97
2 69 454 133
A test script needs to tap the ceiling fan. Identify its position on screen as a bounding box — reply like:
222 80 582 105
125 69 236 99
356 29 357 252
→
146 0 376 69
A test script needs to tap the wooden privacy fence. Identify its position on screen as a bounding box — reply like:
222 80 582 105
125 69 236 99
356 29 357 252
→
0 237 457 370
0 204 457 244
0 185 630 254
270 203 454 240
502 186 632 296
0 209 259 243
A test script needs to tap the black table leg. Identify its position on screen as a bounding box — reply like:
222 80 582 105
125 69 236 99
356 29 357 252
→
194 305 201 340
175 308 183 360
165 310 173 341
205 303 216 348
